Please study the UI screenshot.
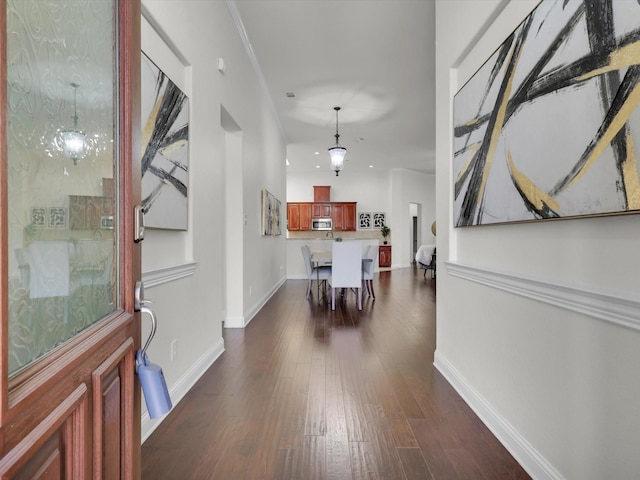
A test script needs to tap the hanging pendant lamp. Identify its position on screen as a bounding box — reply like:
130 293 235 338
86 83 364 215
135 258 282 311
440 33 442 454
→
328 106 346 176
61 82 87 165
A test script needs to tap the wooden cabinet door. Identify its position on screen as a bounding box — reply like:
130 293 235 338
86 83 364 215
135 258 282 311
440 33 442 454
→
332 203 356 231
343 203 357 231
332 203 345 231
299 203 312 230
1 1 141 478
287 203 312 231
379 245 392 267
312 203 331 218
287 203 301 230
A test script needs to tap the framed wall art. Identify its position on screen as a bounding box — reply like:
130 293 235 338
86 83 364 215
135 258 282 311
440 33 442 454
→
48 207 67 228
141 51 189 230
31 207 47 228
453 0 640 226
358 212 371 229
373 212 386 228
261 189 281 236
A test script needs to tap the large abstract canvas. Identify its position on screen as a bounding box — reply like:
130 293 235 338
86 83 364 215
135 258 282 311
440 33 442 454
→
453 0 640 226
141 52 189 230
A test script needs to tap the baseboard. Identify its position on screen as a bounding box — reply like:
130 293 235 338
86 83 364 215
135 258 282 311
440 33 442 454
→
287 274 307 280
224 315 245 328
433 350 563 480
225 276 286 328
141 337 225 443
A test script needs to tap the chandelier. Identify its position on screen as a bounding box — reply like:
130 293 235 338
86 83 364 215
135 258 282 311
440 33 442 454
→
328 106 346 176
58 82 87 165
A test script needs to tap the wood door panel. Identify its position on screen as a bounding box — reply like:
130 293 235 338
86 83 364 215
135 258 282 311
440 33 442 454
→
92 338 134 480
0 385 87 479
14 435 61 479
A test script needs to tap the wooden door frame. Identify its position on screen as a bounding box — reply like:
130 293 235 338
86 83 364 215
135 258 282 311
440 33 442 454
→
0 0 142 476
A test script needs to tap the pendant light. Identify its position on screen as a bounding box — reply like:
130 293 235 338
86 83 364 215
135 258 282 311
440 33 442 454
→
328 106 346 176
61 82 87 165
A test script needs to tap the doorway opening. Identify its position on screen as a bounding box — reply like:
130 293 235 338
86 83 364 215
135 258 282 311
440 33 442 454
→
410 202 421 263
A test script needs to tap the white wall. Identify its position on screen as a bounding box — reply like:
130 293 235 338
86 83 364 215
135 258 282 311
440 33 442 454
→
287 168 435 269
435 2 640 479
140 0 286 439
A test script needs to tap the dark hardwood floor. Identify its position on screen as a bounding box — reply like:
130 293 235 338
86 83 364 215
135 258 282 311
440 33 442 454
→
141 266 530 479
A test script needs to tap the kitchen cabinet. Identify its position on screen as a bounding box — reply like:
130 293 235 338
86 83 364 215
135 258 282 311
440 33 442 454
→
287 202 312 231
379 245 392 268
313 186 331 202
287 201 356 231
312 203 332 218
69 195 114 230
332 202 357 231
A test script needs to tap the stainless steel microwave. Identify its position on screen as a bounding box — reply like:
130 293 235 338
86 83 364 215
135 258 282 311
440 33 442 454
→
312 218 333 230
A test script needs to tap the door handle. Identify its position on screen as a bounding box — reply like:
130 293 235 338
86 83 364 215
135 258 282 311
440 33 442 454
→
134 205 145 243
134 280 172 418
135 281 156 359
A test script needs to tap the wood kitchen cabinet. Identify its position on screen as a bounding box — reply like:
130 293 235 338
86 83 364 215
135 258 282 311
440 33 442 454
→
287 202 312 231
287 200 356 231
69 195 114 230
332 202 357 231
312 203 332 218
313 186 331 202
379 245 392 267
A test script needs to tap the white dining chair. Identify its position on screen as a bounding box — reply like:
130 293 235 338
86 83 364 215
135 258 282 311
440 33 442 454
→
301 245 330 299
362 244 378 299
330 241 363 310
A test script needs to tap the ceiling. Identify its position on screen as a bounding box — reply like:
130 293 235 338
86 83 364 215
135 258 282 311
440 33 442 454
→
232 0 436 175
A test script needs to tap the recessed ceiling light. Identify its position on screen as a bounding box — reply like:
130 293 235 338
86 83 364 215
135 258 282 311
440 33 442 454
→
316 165 320 169
369 165 373 168
314 151 320 155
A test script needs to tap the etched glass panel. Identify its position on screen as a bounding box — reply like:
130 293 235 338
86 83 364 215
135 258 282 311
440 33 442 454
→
6 0 118 375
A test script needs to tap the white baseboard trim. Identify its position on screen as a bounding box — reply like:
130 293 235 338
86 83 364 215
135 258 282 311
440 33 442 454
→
434 351 563 480
225 276 287 329
446 261 640 332
288 274 307 280
141 337 225 443
143 261 198 289
224 315 245 328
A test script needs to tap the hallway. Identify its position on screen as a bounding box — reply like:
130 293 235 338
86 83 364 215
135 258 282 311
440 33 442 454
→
141 267 530 479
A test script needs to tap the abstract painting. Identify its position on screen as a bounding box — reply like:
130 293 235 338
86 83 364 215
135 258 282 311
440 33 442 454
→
31 207 46 228
48 207 67 228
261 190 281 236
358 212 372 229
373 212 386 228
141 52 189 230
453 0 640 226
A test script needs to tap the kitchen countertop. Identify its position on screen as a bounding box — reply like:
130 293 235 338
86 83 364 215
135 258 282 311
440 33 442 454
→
287 230 384 241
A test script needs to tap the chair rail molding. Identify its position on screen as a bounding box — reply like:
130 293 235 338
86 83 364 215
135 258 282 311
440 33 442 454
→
446 261 640 332
142 261 198 288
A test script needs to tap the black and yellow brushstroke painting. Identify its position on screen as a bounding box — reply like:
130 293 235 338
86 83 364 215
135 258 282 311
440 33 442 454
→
141 52 189 230
453 0 640 226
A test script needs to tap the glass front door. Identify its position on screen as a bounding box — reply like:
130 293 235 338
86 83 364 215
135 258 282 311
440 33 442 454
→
6 0 118 375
